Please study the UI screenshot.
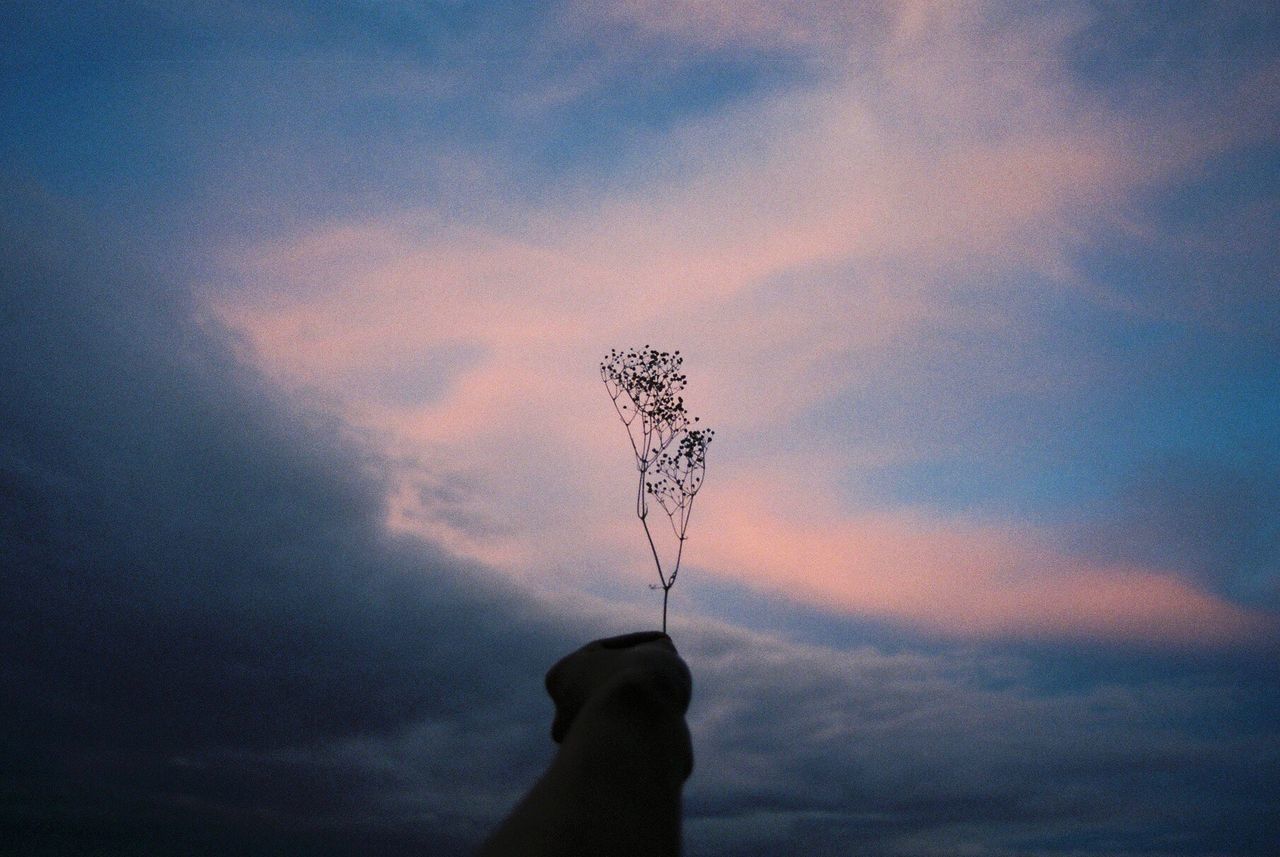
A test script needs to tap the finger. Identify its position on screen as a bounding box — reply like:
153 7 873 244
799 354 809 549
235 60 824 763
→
598 630 673 650
551 708 572 743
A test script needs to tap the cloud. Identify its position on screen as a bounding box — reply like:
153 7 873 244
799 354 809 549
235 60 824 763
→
0 187 570 853
567 0 897 54
3 184 1276 856
698 479 1272 645
678 624 1280 856
5 3 1280 855
204 0 1278 644
1068 457 1280 612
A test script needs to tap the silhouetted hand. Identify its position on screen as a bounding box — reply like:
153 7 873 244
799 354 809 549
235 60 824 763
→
546 631 693 751
477 631 694 857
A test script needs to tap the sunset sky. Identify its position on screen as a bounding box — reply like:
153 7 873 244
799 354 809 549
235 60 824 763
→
3 2 1278 855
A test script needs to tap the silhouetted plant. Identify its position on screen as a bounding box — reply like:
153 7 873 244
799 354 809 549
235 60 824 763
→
601 346 713 633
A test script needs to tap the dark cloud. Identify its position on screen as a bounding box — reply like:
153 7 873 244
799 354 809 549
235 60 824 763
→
679 630 1280 857
0 189 563 853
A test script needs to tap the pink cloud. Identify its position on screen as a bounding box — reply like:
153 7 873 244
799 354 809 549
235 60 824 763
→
699 479 1272 645
206 3 1277 647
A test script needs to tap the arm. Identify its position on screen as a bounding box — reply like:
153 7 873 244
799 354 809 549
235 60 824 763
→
478 631 694 857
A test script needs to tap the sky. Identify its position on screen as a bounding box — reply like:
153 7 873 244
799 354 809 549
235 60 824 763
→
1 1 1278 855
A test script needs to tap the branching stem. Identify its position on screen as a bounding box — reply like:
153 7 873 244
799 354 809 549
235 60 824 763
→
602 347 713 634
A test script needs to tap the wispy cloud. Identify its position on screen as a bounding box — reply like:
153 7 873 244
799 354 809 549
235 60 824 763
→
207 1 1278 644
